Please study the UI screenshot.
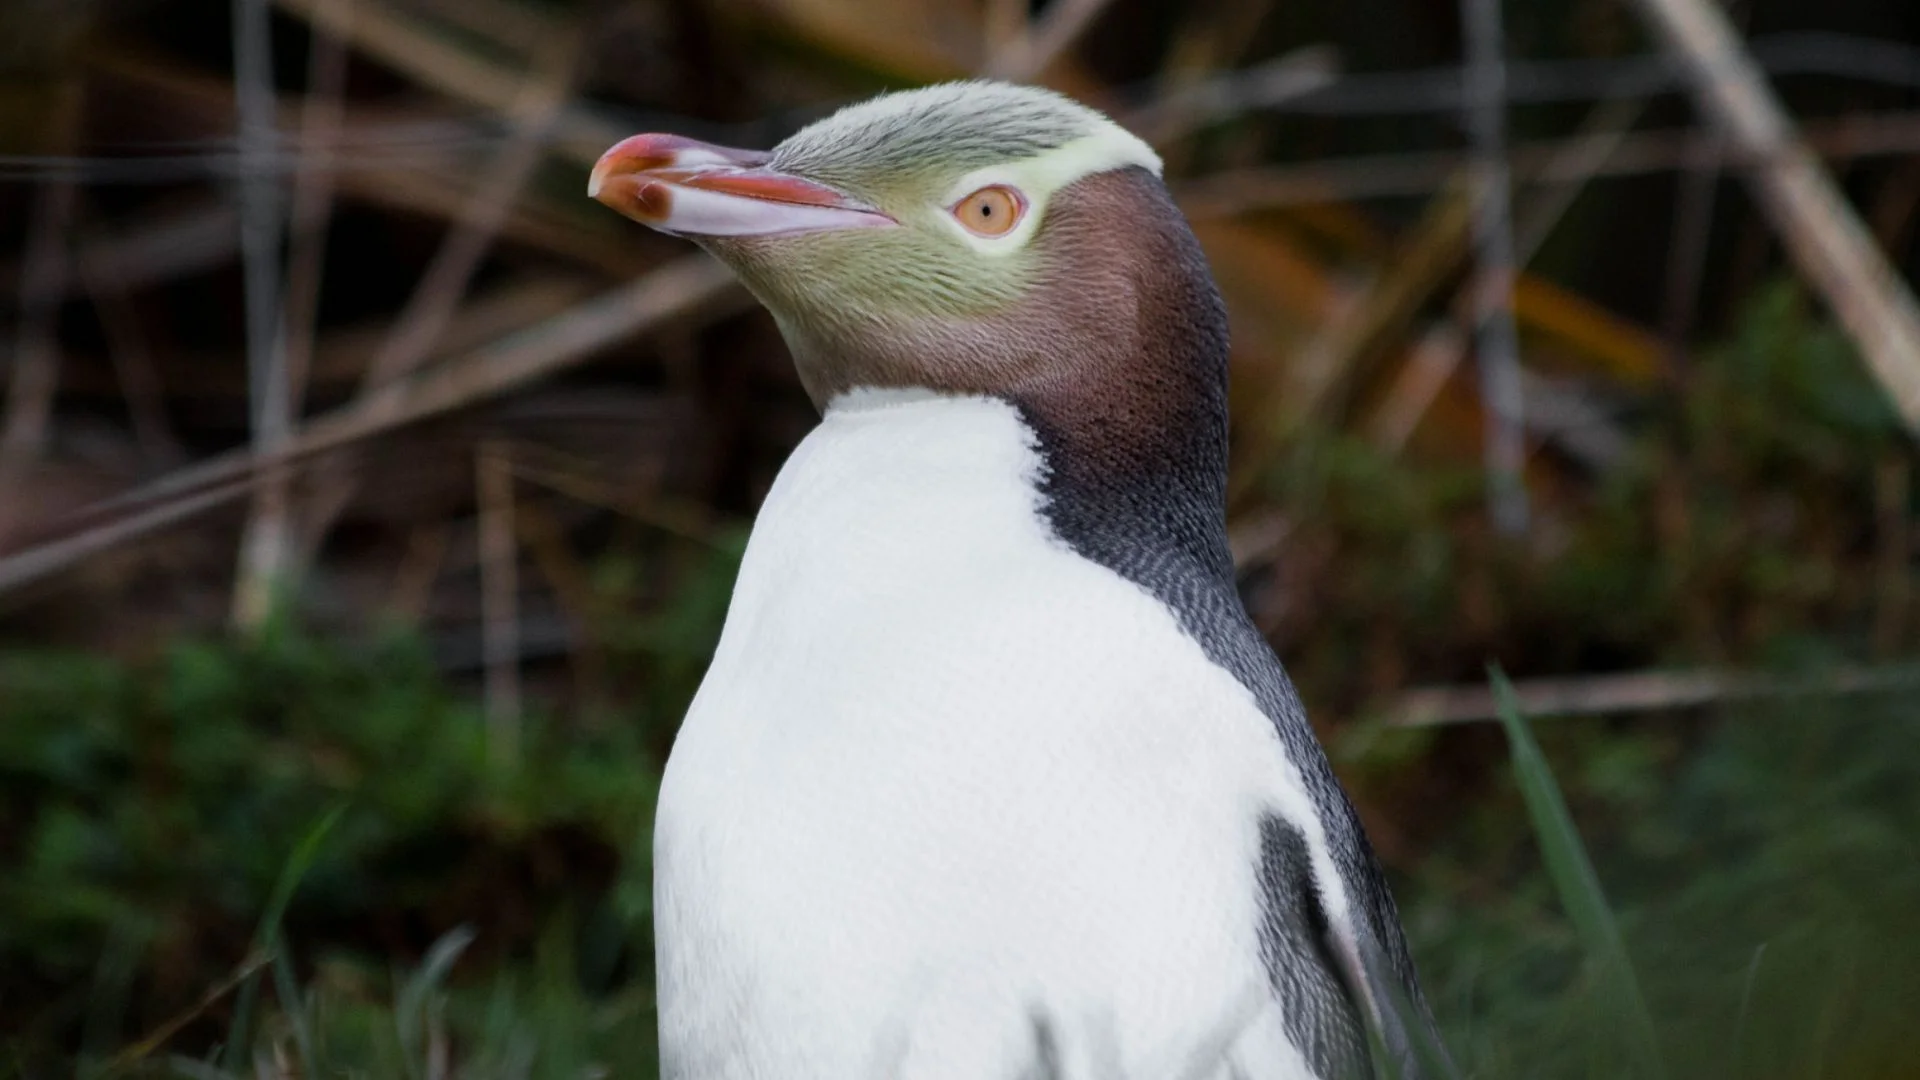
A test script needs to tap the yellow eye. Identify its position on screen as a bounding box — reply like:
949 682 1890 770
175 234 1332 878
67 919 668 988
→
951 186 1025 237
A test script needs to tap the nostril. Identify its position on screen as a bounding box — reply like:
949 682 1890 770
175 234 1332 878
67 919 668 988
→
635 180 674 221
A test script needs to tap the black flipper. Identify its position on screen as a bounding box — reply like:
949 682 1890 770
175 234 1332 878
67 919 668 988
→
1257 817 1373 1080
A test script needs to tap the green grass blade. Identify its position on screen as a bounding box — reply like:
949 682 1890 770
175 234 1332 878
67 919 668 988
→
1487 664 1664 1079
395 924 477 1080
269 929 320 1080
222 804 345 1072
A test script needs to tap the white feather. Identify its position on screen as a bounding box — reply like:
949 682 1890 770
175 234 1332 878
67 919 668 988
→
654 391 1347 1080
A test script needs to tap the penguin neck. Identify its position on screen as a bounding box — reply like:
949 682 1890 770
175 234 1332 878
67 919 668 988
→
1003 173 1238 591
1007 345 1234 592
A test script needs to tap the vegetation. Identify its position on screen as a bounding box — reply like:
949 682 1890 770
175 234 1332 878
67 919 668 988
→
5 288 1919 1077
2 551 740 1077
1411 682 1920 1079
1 622 660 1076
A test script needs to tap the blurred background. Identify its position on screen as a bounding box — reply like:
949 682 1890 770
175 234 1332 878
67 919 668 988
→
3 0 1919 1075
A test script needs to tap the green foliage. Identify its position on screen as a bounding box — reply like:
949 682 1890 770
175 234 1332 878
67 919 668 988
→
0 620 666 1073
0 528 744 1074
1404 690 1920 1080
150 921 659 1080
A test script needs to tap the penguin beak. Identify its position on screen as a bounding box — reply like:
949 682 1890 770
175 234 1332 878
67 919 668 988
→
589 134 897 238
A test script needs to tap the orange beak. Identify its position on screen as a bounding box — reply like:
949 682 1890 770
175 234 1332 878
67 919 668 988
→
589 133 895 237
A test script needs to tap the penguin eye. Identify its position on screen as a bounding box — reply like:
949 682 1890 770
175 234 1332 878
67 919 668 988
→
951 186 1025 237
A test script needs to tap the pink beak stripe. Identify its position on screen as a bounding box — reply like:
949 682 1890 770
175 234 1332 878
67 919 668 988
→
589 133 896 237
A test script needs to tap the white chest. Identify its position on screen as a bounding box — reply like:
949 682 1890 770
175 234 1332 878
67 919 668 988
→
653 393 1323 1080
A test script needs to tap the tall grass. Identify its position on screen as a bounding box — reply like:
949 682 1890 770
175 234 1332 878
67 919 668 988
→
1409 678 1920 1079
1488 666 1662 1079
20 658 1900 1080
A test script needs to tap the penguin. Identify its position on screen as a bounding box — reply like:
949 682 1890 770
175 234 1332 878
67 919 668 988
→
589 80 1445 1080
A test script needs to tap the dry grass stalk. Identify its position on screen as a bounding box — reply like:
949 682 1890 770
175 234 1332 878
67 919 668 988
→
1510 97 1650 263
1629 0 1920 432
984 0 1119 81
1367 96 1650 454
230 0 359 630
296 16 582 610
982 0 1028 61
0 103 79 481
271 0 624 168
389 521 451 622
402 0 562 49
1368 324 1470 454
511 451 719 547
334 163 646 277
1264 179 1475 452
361 29 581 391
310 277 599 390
515 494 607 708
75 44 637 280
282 0 355 414
230 0 295 629
0 202 239 297
1125 47 1339 148
1391 665 1920 726
101 951 273 1072
293 465 361 572
1659 129 1723 362
75 214 183 461
0 477 257 612
269 0 358 584
1141 0 1281 173
273 0 530 117
477 439 521 763
1176 109 1920 217
1460 0 1529 534
0 256 743 597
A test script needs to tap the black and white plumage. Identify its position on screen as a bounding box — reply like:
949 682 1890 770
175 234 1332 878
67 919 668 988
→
590 81 1446 1080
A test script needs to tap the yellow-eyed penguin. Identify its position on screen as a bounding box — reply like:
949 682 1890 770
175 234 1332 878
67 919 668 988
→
589 81 1446 1080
